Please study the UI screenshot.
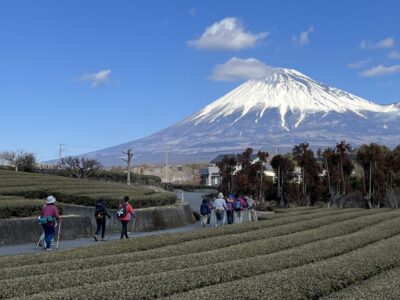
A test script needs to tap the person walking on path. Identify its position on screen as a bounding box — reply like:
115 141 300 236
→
214 192 227 227
39 196 61 251
205 198 213 226
245 195 258 222
225 195 235 224
200 199 212 228
117 196 135 239
234 195 247 224
94 198 111 241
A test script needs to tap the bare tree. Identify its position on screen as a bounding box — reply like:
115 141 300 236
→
0 150 35 171
0 151 20 171
58 156 102 178
121 150 133 185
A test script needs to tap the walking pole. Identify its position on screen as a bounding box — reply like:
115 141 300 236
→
56 221 62 250
131 216 136 234
36 236 42 248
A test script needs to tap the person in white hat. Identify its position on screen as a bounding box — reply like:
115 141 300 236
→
39 196 61 250
214 192 226 227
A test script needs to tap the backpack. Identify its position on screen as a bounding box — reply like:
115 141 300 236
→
117 204 127 217
234 200 242 211
200 203 209 215
247 198 254 209
226 201 234 211
95 203 104 219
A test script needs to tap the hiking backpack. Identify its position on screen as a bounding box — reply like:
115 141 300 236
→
226 201 234 211
117 204 127 217
95 204 104 219
234 200 242 211
200 203 209 215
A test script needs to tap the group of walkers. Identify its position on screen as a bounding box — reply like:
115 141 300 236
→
38 195 136 250
93 195 136 241
200 192 258 228
37 191 256 251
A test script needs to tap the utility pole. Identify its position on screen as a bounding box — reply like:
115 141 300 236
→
122 149 133 185
59 144 64 160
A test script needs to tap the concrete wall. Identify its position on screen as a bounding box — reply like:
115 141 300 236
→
62 202 195 232
0 215 92 246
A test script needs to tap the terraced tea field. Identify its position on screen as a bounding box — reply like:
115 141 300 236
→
0 170 176 209
1 207 399 299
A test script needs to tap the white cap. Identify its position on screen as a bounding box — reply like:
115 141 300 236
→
218 192 224 198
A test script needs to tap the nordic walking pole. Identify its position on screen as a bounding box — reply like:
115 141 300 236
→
56 221 62 249
36 236 42 248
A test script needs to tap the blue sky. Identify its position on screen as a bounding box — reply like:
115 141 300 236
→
1 0 399 161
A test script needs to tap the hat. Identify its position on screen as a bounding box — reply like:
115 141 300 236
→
218 192 224 198
47 196 56 204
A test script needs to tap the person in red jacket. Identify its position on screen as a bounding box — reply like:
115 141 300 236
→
117 196 135 239
40 195 61 250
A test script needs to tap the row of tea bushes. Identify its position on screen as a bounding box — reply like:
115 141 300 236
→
0 170 176 209
0 196 48 218
168 232 400 300
323 266 400 300
2 211 398 298
0 208 357 269
1 209 371 280
12 213 400 300
0 213 376 279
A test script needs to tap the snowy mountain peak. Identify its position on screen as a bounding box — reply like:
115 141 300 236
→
191 68 396 130
82 67 400 165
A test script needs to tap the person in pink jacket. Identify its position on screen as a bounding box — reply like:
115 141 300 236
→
117 196 135 239
39 196 61 250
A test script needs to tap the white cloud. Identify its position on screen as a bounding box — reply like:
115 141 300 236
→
291 26 314 46
347 58 371 69
360 37 394 49
187 17 268 50
388 50 400 59
210 57 275 81
360 64 400 77
79 69 111 87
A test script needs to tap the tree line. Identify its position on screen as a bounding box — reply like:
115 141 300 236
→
217 142 400 209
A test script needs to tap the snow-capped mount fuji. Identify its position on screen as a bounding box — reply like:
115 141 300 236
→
84 68 400 166
191 68 395 130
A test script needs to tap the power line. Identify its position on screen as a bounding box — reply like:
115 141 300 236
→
61 144 98 149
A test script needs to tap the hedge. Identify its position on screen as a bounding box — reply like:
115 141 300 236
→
11 214 400 299
1 211 398 298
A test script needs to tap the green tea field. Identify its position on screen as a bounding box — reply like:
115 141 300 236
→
0 170 176 209
0 207 399 299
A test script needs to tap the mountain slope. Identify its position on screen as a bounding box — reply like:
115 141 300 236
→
83 68 400 166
